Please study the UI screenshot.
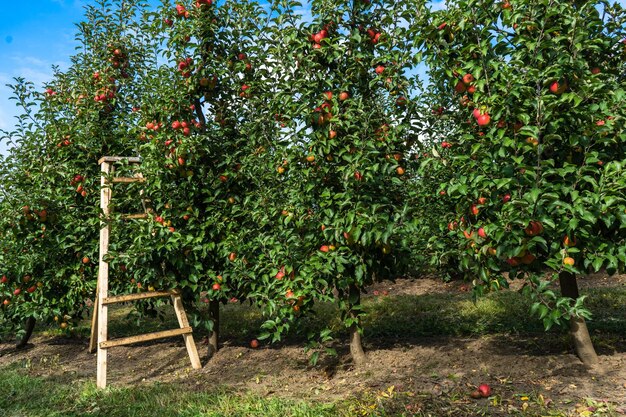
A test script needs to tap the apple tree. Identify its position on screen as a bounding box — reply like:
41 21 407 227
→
226 0 424 365
116 0 285 356
0 0 155 344
414 0 626 365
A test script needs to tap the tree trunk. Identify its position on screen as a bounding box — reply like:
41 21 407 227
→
559 271 599 366
15 317 36 349
347 285 366 366
207 299 220 358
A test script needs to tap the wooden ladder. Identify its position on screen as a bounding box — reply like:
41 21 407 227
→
89 156 201 389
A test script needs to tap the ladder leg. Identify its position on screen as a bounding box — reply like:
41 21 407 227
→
171 293 202 369
96 162 112 389
88 283 98 354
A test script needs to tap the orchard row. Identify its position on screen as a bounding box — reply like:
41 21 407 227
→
1 0 625 366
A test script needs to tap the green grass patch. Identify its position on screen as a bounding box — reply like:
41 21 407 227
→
0 363 339 417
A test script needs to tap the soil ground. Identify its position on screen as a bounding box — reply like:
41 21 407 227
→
1 274 625 415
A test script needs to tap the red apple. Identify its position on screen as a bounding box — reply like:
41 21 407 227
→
462 73 474 84
0 275 7 284
339 91 349 101
228 252 237 262
476 113 491 126
478 384 491 397
320 245 330 253
524 221 544 236
250 339 259 349
478 227 487 239
212 283 221 291
549 80 567 94
563 235 576 247
454 80 467 94
375 65 385 75
520 252 536 265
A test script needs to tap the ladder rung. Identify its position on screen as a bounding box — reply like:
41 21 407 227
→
103 291 175 305
110 177 146 184
99 156 142 165
100 327 192 349
120 213 149 220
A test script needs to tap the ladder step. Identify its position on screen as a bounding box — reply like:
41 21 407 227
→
100 327 192 349
111 177 146 184
103 291 175 305
120 213 149 220
99 156 142 165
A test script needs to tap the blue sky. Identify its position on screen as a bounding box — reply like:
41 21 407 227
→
0 0 87 153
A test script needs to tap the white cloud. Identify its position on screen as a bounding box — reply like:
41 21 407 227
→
428 0 447 11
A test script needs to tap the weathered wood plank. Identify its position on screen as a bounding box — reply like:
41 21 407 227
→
100 327 192 349
96 161 112 389
98 156 142 164
120 213 149 220
111 177 146 184
171 294 202 369
102 291 173 305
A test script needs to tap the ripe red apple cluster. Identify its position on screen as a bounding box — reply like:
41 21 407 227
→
55 134 72 148
108 44 129 71
240 84 250 97
1 273 38 306
94 85 116 103
366 28 381 44
309 29 329 49
171 119 194 136
154 215 176 232
175 4 190 18
472 107 491 126
70 174 85 196
178 57 193 78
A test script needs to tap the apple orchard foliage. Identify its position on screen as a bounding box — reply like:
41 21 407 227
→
2 0 626 356
0 0 422 353
416 0 626 327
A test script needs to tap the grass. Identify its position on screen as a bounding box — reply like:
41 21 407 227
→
1 363 621 417
38 284 626 353
0 364 339 417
